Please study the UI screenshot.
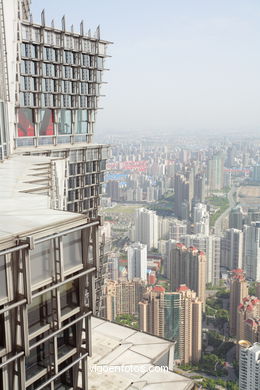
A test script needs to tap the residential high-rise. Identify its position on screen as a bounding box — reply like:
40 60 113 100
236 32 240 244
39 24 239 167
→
106 180 120 201
0 0 111 388
170 244 206 306
177 285 202 364
180 234 221 286
194 173 205 203
139 284 202 364
207 153 224 191
134 208 158 250
107 253 119 281
139 286 165 338
103 279 147 321
169 219 187 241
244 222 260 281
164 239 176 279
237 296 260 342
229 269 248 337
174 172 193 220
221 228 244 270
244 319 260 344
252 165 260 183
127 242 147 281
229 205 244 230
192 203 209 236
239 341 260 390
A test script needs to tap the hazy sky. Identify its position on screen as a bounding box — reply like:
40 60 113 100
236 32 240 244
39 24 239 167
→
31 0 260 135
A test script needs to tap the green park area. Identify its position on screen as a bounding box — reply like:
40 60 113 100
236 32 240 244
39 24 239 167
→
207 196 229 226
115 314 139 329
105 203 144 216
148 192 174 217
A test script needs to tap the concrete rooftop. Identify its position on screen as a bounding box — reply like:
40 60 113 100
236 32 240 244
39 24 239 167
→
0 155 84 244
89 317 194 390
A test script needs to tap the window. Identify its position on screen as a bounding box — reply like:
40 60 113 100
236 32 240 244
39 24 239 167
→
63 231 82 270
80 96 87 108
64 51 73 65
39 109 54 136
97 57 104 69
82 39 91 53
54 33 61 47
89 55 95 67
41 94 54 108
98 43 106 55
82 54 89 67
80 83 88 95
57 322 76 359
58 110 72 134
43 63 55 77
43 47 54 62
0 314 5 349
25 340 51 381
62 81 72 94
22 25 30 40
72 68 78 80
17 108 35 136
21 60 37 75
76 110 88 134
44 30 53 45
32 28 41 43
0 256 7 301
63 66 72 79
30 241 54 286
28 292 52 334
81 69 88 81
42 79 54 93
62 95 71 108
60 281 79 316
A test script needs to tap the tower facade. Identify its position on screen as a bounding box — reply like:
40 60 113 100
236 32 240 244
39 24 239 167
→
244 222 260 281
239 341 260 390
170 244 206 306
0 1 111 388
134 208 158 250
127 242 147 281
229 269 248 337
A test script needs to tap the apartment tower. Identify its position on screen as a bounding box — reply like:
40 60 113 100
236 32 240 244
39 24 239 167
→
229 269 248 337
170 243 206 307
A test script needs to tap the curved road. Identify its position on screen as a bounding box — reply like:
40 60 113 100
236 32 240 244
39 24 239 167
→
214 186 237 235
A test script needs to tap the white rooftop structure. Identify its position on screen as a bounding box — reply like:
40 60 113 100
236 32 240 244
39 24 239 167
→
0 154 85 246
89 317 194 390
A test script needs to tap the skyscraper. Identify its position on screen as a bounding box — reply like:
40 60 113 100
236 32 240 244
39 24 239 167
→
239 341 260 390
229 269 248 337
0 0 111 387
221 228 244 270
194 173 205 203
127 242 147 281
207 153 224 191
236 296 260 342
174 172 193 220
134 208 158 250
192 203 210 236
244 222 260 281
103 278 147 321
180 234 221 286
229 205 244 230
170 244 206 306
139 284 202 364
